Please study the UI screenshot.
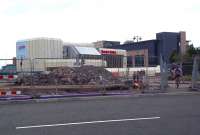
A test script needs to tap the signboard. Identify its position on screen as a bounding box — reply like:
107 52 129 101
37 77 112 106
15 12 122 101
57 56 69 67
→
100 50 116 55
16 41 27 59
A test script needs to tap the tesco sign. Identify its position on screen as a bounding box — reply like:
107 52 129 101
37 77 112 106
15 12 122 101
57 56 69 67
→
100 50 116 55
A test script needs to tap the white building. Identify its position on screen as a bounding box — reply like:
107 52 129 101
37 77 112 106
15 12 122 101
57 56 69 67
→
16 38 63 59
16 38 127 72
16 38 65 72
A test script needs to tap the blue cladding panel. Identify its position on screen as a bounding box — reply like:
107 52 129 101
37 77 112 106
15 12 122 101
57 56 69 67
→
108 40 158 65
156 32 180 63
108 40 157 56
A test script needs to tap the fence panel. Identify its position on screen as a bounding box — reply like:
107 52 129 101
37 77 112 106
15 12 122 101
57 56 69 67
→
0 59 17 86
192 56 200 90
0 56 163 95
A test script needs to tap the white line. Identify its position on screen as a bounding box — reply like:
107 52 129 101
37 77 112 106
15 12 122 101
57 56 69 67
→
16 116 160 130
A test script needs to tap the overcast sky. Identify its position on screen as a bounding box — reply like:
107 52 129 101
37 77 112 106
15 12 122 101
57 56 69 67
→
0 0 200 58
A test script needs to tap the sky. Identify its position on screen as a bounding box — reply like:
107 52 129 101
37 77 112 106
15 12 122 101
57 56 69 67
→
0 0 200 59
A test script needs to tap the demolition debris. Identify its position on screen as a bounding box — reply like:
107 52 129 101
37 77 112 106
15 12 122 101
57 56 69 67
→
17 66 122 86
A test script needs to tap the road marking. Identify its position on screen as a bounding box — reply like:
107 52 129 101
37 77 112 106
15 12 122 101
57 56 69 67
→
16 116 160 130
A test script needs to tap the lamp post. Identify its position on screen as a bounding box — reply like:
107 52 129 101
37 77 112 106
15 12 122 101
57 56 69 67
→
133 36 142 66
133 36 142 42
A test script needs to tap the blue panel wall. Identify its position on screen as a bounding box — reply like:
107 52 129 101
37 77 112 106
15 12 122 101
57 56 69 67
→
106 32 181 65
108 40 158 65
16 41 27 59
156 32 180 63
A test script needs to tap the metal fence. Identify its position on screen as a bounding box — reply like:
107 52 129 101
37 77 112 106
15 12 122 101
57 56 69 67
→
192 56 200 90
0 55 195 95
0 59 17 84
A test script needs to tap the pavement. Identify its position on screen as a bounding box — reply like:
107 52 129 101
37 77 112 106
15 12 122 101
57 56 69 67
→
0 86 199 103
1 94 200 135
0 90 132 102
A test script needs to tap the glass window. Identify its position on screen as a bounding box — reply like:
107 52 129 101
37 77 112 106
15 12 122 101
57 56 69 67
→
135 55 144 67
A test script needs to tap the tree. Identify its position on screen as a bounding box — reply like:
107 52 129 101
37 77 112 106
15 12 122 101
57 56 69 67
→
182 44 200 62
196 47 200 54
187 44 197 57
169 50 180 63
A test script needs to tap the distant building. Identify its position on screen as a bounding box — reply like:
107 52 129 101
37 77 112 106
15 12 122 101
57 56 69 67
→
104 40 157 67
16 31 188 71
16 38 63 59
93 41 120 48
0 64 16 75
156 31 186 63
16 38 127 72
96 31 187 66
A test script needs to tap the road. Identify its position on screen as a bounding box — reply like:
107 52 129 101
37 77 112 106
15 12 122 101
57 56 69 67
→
1 94 200 135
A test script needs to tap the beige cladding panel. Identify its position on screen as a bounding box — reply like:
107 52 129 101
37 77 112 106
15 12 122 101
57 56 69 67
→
41 39 46 58
123 57 127 68
47 39 51 58
26 40 30 58
16 59 32 72
180 31 187 55
27 40 30 58
94 41 104 48
51 40 54 57
49 39 53 58
24 38 63 59
37 39 42 58
56 40 60 58
128 49 147 56
33 40 38 58
29 39 40 58
31 40 35 58
55 39 60 58
28 40 33 58
127 49 149 67
38 39 42 58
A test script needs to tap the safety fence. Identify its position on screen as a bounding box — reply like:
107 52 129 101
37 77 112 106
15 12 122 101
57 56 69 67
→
0 90 21 96
0 55 195 96
192 56 200 90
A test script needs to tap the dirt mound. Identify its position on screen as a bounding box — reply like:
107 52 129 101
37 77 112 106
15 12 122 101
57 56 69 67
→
17 66 121 85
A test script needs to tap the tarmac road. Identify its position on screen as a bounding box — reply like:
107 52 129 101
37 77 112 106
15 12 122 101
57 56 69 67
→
1 94 200 135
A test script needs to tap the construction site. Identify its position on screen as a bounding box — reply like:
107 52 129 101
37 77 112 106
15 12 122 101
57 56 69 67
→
0 35 199 99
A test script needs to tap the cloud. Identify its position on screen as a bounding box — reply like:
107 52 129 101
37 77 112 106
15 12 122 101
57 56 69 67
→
0 0 199 59
1 0 80 16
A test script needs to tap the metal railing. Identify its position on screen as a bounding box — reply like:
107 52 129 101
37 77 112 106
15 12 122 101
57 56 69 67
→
0 56 170 95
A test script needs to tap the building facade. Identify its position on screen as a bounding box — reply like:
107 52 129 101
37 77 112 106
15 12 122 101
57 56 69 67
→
105 40 158 66
16 38 127 72
97 31 187 66
16 38 63 59
16 31 187 71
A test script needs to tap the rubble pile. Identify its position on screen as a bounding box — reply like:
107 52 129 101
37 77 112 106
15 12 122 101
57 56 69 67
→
17 66 121 85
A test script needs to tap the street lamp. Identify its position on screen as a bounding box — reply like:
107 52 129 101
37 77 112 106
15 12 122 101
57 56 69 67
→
133 36 142 42
133 36 142 66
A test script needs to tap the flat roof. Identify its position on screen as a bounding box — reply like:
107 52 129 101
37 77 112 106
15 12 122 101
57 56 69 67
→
75 46 101 55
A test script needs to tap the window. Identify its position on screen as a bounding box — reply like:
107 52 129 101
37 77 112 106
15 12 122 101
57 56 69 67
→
135 55 144 67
